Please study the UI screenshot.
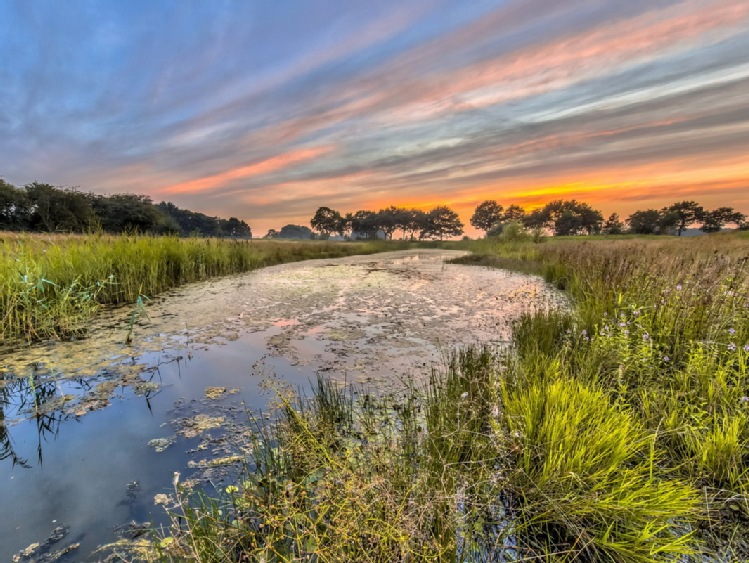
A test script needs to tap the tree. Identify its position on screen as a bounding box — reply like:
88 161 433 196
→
91 193 168 233
375 206 401 240
278 224 313 239
526 200 603 236
420 206 463 240
220 217 252 238
25 182 96 232
263 229 279 239
310 206 342 237
602 213 624 235
627 209 661 234
700 207 746 232
502 204 526 223
663 201 704 236
470 200 504 236
0 179 30 230
351 210 379 239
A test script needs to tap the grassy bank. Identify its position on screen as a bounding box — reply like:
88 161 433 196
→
151 233 749 561
0 233 404 345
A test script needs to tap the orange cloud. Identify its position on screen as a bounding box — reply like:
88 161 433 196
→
162 145 335 194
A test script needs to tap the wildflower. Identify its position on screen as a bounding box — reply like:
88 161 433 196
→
460 392 469 400
663 356 670 362
676 284 683 291
740 396 749 403
744 344 749 352
581 329 587 336
633 309 640 317
643 333 650 341
619 322 627 327
623 330 629 335
728 343 737 352
728 328 736 335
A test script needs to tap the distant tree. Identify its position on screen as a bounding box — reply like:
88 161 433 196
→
526 199 603 236
470 200 504 236
25 182 96 232
310 206 342 237
663 201 704 236
278 224 313 239
375 206 401 240
219 217 252 238
657 210 680 235
602 213 624 235
91 193 168 233
420 206 463 240
338 213 354 238
502 204 526 223
554 210 583 236
522 208 548 231
627 209 662 234
0 179 30 230
399 209 427 240
263 229 279 239
351 210 379 239
700 207 745 232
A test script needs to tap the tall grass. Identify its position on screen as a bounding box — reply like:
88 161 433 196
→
0 234 401 344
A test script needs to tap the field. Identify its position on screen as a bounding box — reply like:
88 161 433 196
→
152 233 749 562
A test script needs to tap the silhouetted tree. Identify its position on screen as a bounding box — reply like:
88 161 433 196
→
470 200 504 236
627 209 662 234
700 207 745 232
420 206 464 240
278 224 313 239
663 201 704 236
602 213 624 235
311 206 342 237
502 204 526 223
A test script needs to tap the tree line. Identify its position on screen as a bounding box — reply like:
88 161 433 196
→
469 199 746 237
0 180 251 237
265 206 463 240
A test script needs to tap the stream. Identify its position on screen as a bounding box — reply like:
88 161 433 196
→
0 249 564 561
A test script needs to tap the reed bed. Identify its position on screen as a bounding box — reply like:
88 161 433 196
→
0 233 396 344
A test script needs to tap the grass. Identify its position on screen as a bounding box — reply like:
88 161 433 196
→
0 233 407 345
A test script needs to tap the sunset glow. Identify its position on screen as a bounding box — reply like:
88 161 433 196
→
2 1 748 236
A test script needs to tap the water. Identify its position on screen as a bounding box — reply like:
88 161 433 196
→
0 249 564 561
1 326 316 561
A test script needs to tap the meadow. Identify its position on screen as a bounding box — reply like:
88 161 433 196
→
152 233 749 562
0 233 401 346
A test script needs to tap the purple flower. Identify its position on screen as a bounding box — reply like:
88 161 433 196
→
663 356 670 362
619 322 627 327
744 344 749 352
741 396 749 403
728 328 736 335
728 343 737 352
581 329 587 336
643 333 650 341
633 310 641 317
676 284 683 291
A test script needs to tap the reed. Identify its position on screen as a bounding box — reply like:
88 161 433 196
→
0 233 398 344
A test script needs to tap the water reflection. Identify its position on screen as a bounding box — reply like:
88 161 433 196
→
0 358 165 469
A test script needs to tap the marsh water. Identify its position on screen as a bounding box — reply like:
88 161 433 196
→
0 249 563 561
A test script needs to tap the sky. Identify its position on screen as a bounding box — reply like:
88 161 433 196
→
1 0 748 237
